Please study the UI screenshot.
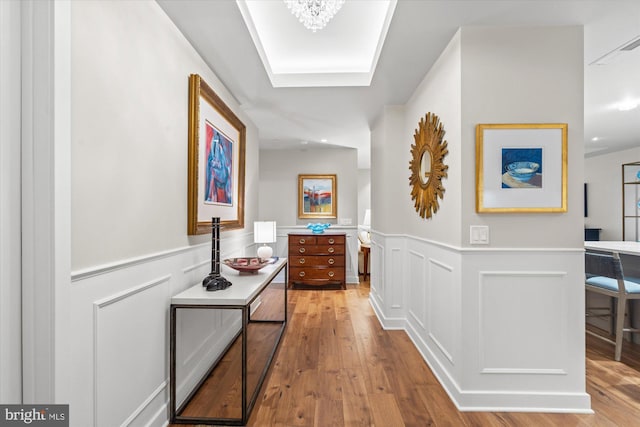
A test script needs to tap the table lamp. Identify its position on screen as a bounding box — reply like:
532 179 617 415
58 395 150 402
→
363 209 371 230
254 221 276 260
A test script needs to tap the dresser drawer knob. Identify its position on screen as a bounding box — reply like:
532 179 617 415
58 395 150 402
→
328 238 335 244
299 258 305 264
299 238 306 244
328 247 334 253
328 258 335 265
299 271 305 277
328 271 335 278
299 247 306 254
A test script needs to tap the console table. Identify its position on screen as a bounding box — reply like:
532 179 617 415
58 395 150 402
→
169 258 287 425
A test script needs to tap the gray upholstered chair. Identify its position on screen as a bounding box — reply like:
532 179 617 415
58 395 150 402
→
585 251 640 361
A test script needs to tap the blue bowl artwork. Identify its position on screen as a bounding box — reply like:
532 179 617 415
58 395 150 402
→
306 223 331 234
506 161 540 182
636 170 640 180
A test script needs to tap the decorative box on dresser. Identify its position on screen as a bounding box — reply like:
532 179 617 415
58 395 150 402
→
288 232 346 289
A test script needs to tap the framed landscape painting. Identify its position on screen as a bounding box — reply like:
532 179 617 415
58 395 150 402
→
298 174 337 219
476 123 567 213
188 74 246 234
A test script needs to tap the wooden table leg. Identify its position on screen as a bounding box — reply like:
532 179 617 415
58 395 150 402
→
362 246 370 280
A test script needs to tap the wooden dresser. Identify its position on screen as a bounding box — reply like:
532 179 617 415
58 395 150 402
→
288 232 346 289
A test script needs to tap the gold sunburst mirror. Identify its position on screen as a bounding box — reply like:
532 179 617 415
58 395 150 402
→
409 112 449 219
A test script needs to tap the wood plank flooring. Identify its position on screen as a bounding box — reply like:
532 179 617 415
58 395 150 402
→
171 278 640 426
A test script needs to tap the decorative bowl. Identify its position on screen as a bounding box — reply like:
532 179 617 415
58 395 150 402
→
223 257 270 274
506 161 539 182
306 223 331 234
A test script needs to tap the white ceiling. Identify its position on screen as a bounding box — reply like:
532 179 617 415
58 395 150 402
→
157 0 640 168
236 0 397 87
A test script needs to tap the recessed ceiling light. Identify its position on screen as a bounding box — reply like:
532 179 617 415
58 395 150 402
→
321 138 327 142
591 137 599 141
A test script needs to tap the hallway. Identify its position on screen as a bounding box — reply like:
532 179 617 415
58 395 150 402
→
173 277 640 426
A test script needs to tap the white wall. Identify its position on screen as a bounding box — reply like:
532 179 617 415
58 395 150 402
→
357 168 370 227
19 0 73 405
370 105 405 234
259 147 360 283
370 26 590 413
461 26 585 249
371 31 461 245
585 146 640 241
71 0 260 271
0 0 22 404
259 147 358 227
65 1 260 425
404 31 462 246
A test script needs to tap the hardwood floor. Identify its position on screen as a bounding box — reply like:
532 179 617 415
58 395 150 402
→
172 277 640 426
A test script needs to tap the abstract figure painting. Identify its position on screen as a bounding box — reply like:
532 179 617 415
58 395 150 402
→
204 123 233 206
476 123 567 213
188 74 246 234
298 174 337 219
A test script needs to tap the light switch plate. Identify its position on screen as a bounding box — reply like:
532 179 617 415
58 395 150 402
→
470 225 489 244
339 218 352 225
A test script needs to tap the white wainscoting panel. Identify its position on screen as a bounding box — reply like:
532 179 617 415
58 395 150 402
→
369 233 407 329
408 250 427 330
369 232 591 413
428 258 455 364
478 271 567 375
369 239 383 304
403 237 461 386
69 232 254 427
389 247 403 310
93 275 170 427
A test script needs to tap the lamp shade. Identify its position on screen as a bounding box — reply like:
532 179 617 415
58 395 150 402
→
363 209 371 228
254 221 276 244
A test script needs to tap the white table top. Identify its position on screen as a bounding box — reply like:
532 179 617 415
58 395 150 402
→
585 241 640 256
171 258 287 306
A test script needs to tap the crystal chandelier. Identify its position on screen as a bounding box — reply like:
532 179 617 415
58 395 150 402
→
283 0 345 32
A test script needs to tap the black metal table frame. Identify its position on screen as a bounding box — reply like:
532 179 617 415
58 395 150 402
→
169 262 288 425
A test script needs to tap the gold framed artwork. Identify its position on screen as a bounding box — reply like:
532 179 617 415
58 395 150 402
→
409 112 449 219
298 174 337 219
187 74 246 235
475 123 568 213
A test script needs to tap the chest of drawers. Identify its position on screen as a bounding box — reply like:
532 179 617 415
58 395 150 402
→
288 232 346 289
